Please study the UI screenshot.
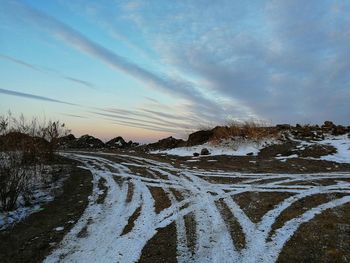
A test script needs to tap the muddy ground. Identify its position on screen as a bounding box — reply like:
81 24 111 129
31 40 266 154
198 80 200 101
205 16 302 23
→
0 157 93 263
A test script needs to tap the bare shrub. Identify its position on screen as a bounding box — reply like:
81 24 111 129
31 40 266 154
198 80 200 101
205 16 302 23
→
42 120 70 158
0 152 39 211
0 112 69 212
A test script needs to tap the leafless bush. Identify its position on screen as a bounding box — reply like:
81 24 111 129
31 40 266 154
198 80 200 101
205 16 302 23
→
0 152 40 211
0 112 69 212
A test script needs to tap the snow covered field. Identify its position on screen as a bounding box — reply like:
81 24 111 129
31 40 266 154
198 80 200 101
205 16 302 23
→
44 152 350 263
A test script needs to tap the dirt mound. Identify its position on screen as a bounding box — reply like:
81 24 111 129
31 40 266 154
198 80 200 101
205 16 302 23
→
0 131 50 150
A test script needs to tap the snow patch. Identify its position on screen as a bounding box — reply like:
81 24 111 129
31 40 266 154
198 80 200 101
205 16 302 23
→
151 139 276 157
318 135 350 163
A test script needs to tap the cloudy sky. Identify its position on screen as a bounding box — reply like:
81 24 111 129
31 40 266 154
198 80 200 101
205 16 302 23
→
1 0 349 142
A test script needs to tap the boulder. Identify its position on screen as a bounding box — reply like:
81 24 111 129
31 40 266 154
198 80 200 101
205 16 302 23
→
200 148 210 155
323 121 335 128
321 121 336 132
187 130 213 146
193 152 200 157
147 136 185 150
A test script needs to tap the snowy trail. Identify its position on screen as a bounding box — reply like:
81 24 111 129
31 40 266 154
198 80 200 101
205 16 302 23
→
45 152 350 263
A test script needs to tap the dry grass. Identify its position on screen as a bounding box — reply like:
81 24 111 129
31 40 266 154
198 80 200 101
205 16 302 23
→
210 120 280 144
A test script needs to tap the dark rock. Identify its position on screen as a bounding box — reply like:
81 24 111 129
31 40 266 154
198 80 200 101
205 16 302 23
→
187 130 214 146
147 136 185 150
72 134 104 149
193 152 200 157
127 140 139 147
290 125 325 140
323 121 335 128
246 152 254 156
200 148 210 155
276 124 292 130
106 136 126 148
57 134 76 148
332 125 348 136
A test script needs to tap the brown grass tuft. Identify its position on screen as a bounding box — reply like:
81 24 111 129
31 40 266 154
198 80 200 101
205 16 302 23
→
210 120 280 144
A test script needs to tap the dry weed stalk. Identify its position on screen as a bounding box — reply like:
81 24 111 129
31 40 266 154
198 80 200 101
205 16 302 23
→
211 120 279 145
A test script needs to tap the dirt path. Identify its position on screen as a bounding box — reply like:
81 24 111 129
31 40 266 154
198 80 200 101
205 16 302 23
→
42 152 350 263
0 159 93 263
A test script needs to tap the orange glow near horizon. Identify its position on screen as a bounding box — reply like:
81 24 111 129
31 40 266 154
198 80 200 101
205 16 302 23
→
69 121 178 143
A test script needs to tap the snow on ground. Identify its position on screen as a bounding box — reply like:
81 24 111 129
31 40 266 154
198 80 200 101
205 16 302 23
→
318 135 350 163
275 154 299 160
151 139 277 157
0 166 68 230
0 187 57 230
272 134 350 163
44 152 350 263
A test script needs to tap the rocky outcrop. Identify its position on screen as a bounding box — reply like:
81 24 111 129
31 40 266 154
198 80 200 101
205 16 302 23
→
290 122 349 140
147 136 185 150
71 135 105 149
106 136 126 148
57 134 76 148
105 137 139 149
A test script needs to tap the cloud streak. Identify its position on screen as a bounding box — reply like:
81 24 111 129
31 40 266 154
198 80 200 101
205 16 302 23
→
0 88 76 106
0 54 95 89
7 1 244 125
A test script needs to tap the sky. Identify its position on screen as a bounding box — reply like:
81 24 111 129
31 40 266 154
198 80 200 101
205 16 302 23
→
1 0 350 142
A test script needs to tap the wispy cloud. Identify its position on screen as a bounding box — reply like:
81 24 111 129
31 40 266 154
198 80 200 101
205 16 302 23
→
119 0 350 124
0 88 76 106
62 76 94 89
7 1 241 125
61 113 88 119
0 54 43 72
92 109 190 132
0 54 95 89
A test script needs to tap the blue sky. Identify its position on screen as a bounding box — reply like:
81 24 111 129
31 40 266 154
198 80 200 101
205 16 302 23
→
1 0 350 142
